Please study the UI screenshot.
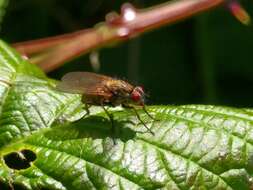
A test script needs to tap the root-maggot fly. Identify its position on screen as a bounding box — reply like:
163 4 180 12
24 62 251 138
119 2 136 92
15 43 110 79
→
56 72 156 134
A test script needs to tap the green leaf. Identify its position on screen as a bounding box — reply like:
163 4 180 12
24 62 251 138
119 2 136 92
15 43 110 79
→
0 40 253 190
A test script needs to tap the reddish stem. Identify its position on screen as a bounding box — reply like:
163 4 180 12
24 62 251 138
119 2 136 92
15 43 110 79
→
13 0 225 72
13 29 89 55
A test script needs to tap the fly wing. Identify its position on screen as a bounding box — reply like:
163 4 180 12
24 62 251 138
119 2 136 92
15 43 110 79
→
56 72 112 96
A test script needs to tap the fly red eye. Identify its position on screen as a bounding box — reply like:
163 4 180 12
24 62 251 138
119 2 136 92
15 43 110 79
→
131 91 141 102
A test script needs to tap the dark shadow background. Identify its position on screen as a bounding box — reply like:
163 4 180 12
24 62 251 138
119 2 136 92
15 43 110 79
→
1 0 253 107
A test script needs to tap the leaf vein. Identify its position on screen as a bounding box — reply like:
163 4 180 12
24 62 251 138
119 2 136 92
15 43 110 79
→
158 151 183 190
164 109 253 147
26 142 146 189
138 138 233 190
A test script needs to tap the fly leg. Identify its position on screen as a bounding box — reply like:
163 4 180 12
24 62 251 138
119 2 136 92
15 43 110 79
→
82 95 91 117
83 102 91 117
102 106 116 144
123 104 154 135
132 107 155 135
142 105 159 121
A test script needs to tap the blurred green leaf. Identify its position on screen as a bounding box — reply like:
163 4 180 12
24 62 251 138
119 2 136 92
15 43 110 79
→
0 0 8 28
0 40 253 189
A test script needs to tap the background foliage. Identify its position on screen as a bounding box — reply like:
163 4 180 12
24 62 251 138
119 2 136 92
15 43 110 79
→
1 0 253 107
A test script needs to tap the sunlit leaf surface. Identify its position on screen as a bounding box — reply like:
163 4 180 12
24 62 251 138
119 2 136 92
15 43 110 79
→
0 40 252 189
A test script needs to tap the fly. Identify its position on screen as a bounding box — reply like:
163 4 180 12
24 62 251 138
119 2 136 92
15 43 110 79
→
56 72 156 135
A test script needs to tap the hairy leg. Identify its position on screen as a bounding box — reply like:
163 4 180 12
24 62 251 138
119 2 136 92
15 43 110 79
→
83 102 91 117
142 105 159 121
102 106 116 144
123 104 154 135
